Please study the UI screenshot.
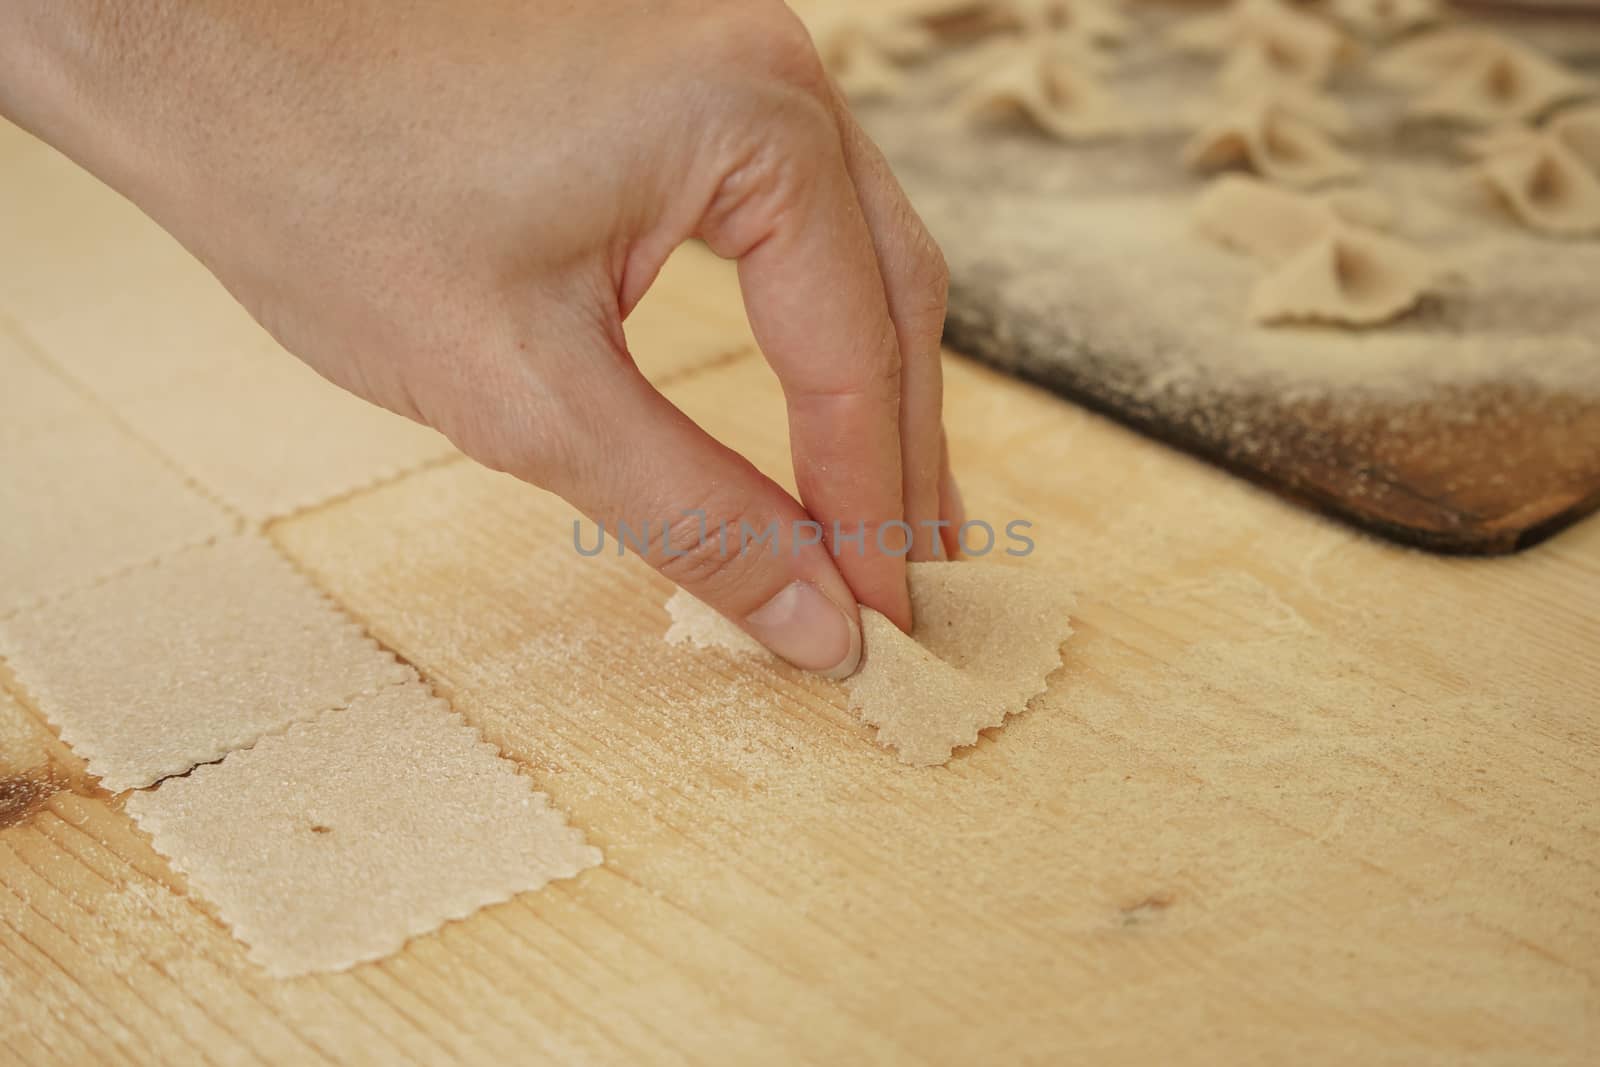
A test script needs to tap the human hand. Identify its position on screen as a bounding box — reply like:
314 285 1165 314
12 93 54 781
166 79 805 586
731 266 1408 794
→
1 0 962 677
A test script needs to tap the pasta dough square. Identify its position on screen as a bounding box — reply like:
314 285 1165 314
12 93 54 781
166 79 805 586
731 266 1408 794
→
0 327 95 444
125 683 602 977
0 418 235 615
13 263 270 401
0 534 410 790
114 354 457 521
667 561 1076 765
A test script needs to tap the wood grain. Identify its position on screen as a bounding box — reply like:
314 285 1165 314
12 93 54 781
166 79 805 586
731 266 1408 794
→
3 40 1600 1067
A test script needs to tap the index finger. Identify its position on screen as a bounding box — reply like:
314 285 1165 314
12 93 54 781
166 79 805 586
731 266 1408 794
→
700 96 913 630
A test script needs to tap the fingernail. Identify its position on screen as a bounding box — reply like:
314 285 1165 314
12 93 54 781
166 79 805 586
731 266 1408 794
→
745 580 861 680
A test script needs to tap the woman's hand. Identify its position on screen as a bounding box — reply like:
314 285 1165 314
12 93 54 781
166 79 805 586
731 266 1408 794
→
1 0 961 677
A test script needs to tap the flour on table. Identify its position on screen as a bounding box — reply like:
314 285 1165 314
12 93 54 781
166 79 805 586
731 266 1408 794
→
126 682 600 977
665 561 1075 766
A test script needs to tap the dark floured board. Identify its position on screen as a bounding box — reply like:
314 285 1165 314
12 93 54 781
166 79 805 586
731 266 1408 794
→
855 9 1600 553
944 308 1600 552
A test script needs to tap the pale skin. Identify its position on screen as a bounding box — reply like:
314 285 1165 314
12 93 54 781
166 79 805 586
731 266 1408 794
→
0 0 961 678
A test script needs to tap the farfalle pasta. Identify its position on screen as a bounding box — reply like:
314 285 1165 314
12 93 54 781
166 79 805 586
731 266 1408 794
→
1378 29 1595 124
960 38 1124 140
1183 100 1363 187
1475 132 1600 237
1248 224 1441 326
1173 0 1349 87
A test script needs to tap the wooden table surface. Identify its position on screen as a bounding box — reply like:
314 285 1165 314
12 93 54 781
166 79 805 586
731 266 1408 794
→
2 79 1598 1067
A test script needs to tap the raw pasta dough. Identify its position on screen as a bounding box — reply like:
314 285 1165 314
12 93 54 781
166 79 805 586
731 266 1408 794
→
1374 27 1512 88
1248 224 1440 325
127 682 600 976
1172 0 1348 86
1193 174 1359 261
1183 100 1363 187
1549 104 1600 174
813 12 911 100
1379 30 1595 125
884 0 1126 50
665 561 1075 766
1330 0 1441 40
1475 133 1600 237
0 534 410 791
1192 175 1436 325
960 38 1123 141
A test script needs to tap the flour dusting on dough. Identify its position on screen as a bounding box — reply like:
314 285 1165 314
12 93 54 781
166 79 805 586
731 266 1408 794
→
665 562 1075 766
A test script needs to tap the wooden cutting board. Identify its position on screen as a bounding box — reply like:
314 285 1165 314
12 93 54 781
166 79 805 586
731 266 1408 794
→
854 8 1600 554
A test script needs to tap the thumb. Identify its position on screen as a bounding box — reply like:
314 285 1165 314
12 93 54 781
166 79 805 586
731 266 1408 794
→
528 338 864 679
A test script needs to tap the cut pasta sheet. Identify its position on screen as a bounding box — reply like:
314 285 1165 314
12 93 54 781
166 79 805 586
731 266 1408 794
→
665 561 1076 766
0 534 411 791
0 416 236 617
113 352 456 522
126 682 601 977
0 328 93 444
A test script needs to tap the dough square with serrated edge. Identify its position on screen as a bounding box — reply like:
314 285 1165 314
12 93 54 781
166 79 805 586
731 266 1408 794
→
115 353 456 520
0 327 95 444
126 682 602 977
666 561 1076 765
0 533 410 791
0 417 235 615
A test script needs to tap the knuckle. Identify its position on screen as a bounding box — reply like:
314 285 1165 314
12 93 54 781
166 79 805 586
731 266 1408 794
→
693 11 848 256
654 497 772 600
701 98 837 255
431 369 571 487
717 5 831 100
